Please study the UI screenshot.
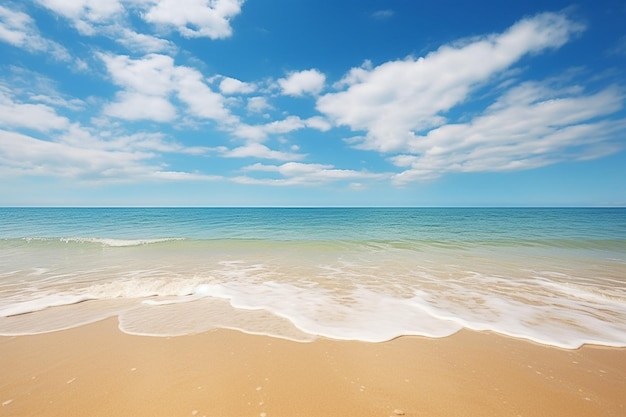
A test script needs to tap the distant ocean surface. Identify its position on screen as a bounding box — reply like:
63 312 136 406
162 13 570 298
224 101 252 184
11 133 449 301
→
1 207 625 349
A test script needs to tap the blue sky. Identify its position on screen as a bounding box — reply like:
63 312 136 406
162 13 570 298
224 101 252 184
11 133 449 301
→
0 0 625 206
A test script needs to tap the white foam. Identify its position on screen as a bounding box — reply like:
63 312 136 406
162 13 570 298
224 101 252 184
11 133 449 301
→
119 297 317 342
0 299 134 335
0 294 91 317
1 242 625 349
158 280 463 342
59 237 184 247
413 276 626 349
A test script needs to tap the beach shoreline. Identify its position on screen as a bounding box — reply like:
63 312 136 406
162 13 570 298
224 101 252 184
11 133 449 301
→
1 318 625 417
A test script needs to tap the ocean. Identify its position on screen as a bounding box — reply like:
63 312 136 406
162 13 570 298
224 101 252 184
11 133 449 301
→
1 207 625 349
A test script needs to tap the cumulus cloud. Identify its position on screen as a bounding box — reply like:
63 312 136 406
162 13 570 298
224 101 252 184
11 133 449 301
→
247 96 272 113
0 63 225 183
35 0 244 40
294 10 626 186
317 12 586 153
100 53 234 124
4 6 623 191
35 0 123 35
175 65 235 122
263 116 307 134
101 53 177 121
304 116 332 131
100 53 175 95
0 5 70 60
219 76 256 94
98 53 331 161
278 69 326 96
104 91 178 122
136 0 244 39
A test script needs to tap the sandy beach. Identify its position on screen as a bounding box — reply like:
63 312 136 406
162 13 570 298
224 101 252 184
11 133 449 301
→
1 318 624 417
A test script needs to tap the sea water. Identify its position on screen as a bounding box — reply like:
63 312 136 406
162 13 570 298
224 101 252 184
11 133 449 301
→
0 207 625 348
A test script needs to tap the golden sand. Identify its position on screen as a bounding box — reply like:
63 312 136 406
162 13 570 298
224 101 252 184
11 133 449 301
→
1 318 625 417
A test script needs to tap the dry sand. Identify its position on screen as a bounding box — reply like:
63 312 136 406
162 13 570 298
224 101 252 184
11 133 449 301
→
1 318 625 417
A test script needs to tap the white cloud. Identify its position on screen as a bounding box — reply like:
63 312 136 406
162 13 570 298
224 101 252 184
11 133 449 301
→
390 83 625 184
100 53 177 122
0 119 216 182
57 124 185 155
219 77 255 94
75 58 89 72
263 116 306 134
100 53 175 95
35 0 243 40
28 94 85 111
317 12 586 153
230 115 331 141
99 53 234 124
278 69 326 96
304 116 331 131
237 162 387 186
223 143 304 161
230 124 267 141
332 60 373 88
35 0 123 35
115 29 177 54
104 91 178 122
0 5 70 60
137 0 244 39
247 96 272 113
174 65 235 122
0 89 70 131
0 65 223 181
0 129 156 179
0 6 29 44
6 6 621 192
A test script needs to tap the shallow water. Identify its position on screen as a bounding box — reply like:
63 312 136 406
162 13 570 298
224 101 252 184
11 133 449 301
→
1 207 625 348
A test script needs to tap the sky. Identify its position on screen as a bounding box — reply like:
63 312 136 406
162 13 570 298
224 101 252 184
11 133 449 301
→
0 0 625 207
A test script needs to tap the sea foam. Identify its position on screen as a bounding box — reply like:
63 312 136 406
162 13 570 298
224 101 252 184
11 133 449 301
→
59 237 185 247
1 207 625 348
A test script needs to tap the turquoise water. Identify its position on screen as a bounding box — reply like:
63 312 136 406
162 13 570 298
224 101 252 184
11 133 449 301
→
1 208 625 348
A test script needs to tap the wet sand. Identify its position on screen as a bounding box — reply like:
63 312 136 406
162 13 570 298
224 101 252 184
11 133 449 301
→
1 318 625 417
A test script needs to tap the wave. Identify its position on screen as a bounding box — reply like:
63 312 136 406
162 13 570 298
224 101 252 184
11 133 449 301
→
3 236 625 254
1 231 625 348
1 273 625 349
17 237 186 247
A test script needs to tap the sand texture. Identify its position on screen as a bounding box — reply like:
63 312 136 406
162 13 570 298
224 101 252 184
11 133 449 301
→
1 318 625 417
